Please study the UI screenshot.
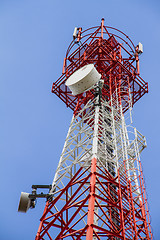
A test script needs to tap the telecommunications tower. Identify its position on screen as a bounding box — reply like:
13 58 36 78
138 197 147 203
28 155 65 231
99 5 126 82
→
18 19 153 239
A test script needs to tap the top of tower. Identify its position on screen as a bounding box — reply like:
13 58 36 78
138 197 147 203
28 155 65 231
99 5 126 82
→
52 19 148 113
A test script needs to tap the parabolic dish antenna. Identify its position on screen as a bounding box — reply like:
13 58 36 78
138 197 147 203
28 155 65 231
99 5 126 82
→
18 192 31 213
65 64 101 95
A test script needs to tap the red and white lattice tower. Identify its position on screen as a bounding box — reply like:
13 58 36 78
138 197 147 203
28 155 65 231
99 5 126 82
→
36 19 153 239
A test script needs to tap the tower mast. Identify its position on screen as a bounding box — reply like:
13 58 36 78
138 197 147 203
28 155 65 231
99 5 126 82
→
20 19 153 239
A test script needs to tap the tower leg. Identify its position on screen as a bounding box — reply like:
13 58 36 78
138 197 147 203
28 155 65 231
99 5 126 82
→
86 157 97 240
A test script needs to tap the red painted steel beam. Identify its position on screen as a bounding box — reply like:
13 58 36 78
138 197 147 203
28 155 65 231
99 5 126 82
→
86 157 97 239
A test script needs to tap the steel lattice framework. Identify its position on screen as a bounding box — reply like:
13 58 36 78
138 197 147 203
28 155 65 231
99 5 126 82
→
36 20 152 239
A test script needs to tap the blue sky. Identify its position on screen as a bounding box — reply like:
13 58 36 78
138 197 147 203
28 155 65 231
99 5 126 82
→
1 0 160 239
